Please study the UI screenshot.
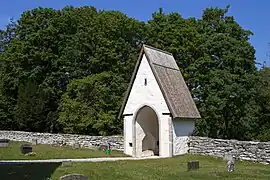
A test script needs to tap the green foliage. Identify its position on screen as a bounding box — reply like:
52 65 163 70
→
58 72 125 135
0 5 269 140
0 6 143 134
144 7 260 140
254 67 270 141
14 80 56 132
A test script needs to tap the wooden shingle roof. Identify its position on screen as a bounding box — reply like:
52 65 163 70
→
118 44 201 119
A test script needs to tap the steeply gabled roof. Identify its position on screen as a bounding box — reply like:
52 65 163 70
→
118 44 201 119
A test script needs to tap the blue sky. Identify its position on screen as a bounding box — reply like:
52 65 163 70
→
1 0 269 67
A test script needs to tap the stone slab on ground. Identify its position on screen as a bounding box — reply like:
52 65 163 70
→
60 174 88 180
62 160 72 167
141 150 154 157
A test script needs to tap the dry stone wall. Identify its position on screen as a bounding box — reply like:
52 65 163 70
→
0 131 124 151
188 136 270 164
1 131 270 164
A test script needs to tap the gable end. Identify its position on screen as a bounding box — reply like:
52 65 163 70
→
118 44 201 120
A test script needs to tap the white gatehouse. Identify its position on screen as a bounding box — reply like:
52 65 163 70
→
118 45 201 158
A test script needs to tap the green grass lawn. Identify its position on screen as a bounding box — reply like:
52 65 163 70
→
0 141 126 160
52 155 270 180
1 142 269 179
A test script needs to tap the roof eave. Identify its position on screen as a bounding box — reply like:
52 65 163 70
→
173 115 201 119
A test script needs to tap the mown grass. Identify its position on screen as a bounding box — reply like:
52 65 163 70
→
0 141 126 160
1 142 269 179
52 155 270 180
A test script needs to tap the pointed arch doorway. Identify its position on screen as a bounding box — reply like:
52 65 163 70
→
133 106 159 157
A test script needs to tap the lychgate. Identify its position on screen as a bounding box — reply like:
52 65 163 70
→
118 45 201 158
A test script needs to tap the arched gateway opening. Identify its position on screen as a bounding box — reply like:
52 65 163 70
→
133 106 159 157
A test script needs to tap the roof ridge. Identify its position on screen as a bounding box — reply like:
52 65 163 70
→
143 44 173 56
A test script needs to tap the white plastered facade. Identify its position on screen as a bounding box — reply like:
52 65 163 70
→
123 54 195 158
172 118 195 155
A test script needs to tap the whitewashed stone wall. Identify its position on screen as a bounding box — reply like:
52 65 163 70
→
188 136 270 164
123 54 171 157
173 137 189 155
172 119 195 156
0 131 124 151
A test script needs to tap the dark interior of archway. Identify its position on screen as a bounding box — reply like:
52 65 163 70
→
136 106 159 156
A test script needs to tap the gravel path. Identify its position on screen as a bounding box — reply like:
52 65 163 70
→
0 156 161 164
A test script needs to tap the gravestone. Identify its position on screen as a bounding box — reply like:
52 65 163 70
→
224 153 235 172
20 144 33 154
73 143 80 149
60 174 88 180
0 139 9 148
223 153 233 161
32 139 38 145
227 159 235 172
187 161 199 171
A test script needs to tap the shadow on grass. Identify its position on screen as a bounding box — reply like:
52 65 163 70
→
0 162 62 180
